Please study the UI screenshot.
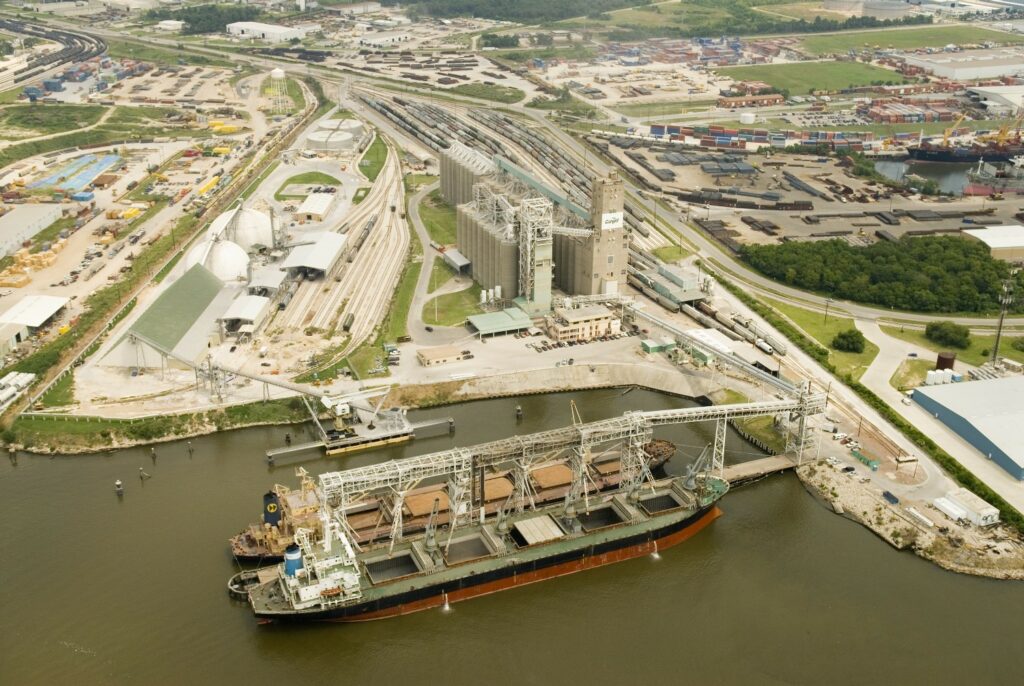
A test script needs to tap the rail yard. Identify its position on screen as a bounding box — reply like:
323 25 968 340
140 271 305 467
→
1 5 1024 682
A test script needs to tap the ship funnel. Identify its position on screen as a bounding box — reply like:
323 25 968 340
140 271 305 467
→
263 491 282 527
284 544 303 577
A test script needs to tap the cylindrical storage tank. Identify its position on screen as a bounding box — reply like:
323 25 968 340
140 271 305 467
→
284 544 303 577
925 370 938 386
262 492 282 527
479 290 487 305
337 119 363 135
306 130 354 151
318 118 345 130
494 285 502 300
487 288 494 302
936 352 956 370
942 368 954 384
739 112 756 125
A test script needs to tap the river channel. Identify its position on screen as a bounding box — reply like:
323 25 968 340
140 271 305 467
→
874 160 971 195
2 389 1022 684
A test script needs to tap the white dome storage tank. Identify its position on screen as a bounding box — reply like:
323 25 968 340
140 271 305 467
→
206 206 274 253
184 238 250 282
739 112 756 125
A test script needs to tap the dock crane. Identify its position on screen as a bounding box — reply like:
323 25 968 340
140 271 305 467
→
941 112 968 148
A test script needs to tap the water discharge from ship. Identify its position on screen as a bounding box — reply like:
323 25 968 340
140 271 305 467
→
441 592 451 614
650 540 660 561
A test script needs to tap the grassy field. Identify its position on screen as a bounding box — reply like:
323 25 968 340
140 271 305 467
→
610 99 716 118
493 45 596 63
889 358 933 392
712 389 786 453
556 2 730 33
382 260 422 343
652 245 687 264
880 325 1024 367
450 83 525 104
274 171 340 199
352 187 370 204
717 62 908 94
0 87 21 105
104 39 232 67
38 373 74 408
423 283 483 327
261 76 305 113
419 189 457 245
0 114 198 178
427 259 456 294
0 104 106 140
359 135 388 183
404 173 437 192
800 26 1024 55
759 2 848 21
768 298 879 380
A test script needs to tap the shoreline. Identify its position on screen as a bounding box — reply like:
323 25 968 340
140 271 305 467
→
10 366 1021 581
796 463 1024 581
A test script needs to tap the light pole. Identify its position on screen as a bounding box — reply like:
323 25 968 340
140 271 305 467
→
991 278 1015 368
823 297 834 324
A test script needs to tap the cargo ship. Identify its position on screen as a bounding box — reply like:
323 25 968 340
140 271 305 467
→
230 439 677 561
964 157 1024 196
244 457 727 623
907 142 1024 164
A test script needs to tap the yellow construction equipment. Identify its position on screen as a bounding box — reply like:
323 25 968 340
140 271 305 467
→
942 113 968 147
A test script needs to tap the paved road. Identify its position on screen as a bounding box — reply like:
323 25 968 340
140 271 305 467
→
405 181 472 347
855 321 1024 512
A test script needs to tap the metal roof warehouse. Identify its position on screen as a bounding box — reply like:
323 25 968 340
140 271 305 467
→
281 232 347 277
467 308 533 336
0 294 69 329
913 376 1024 481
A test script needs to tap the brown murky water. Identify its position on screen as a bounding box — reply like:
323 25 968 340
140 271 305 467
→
1 389 1021 684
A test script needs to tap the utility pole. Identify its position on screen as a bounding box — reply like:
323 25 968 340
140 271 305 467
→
991 278 1015 368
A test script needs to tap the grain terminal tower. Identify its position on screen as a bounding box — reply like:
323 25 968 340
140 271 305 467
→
556 169 628 296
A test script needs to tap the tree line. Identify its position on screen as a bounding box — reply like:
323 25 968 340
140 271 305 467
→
146 5 262 35
603 1 932 42
386 0 644 24
741 236 1024 314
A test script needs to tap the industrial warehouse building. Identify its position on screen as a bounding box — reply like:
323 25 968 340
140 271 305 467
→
219 294 272 339
100 264 230 370
545 305 618 342
467 309 533 337
913 376 1024 481
904 48 1024 81
961 225 1024 262
416 345 465 367
296 192 336 222
281 232 347 279
226 22 318 44
0 204 64 256
0 294 69 332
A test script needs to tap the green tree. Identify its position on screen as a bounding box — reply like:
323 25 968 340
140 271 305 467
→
831 328 866 353
925 321 971 349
